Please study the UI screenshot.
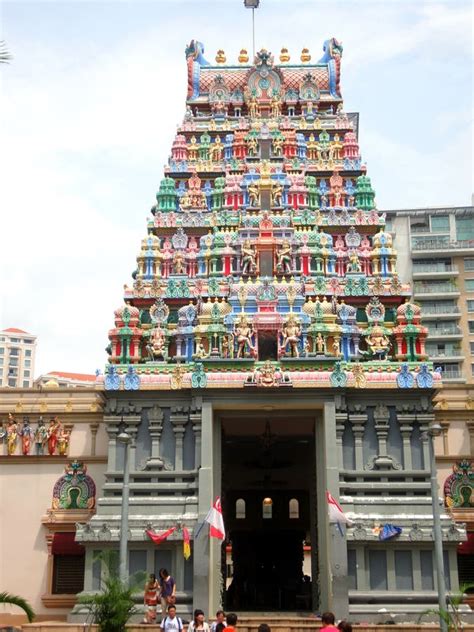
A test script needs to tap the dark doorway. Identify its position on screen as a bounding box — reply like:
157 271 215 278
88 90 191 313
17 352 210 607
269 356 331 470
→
259 250 274 276
221 417 315 612
260 139 271 160
258 331 278 360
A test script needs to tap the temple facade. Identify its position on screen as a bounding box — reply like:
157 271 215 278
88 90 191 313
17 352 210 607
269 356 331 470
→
36 39 469 622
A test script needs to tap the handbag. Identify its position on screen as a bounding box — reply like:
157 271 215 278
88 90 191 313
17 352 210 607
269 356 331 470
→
166 595 176 605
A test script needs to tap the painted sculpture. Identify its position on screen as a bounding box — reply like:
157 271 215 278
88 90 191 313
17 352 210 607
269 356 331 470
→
102 39 436 392
52 460 96 510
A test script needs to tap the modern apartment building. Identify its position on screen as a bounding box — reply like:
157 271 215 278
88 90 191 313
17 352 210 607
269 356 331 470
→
35 370 96 388
0 327 37 388
385 206 474 383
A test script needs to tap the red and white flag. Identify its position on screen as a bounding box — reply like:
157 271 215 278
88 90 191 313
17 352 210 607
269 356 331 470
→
205 497 226 540
327 491 352 525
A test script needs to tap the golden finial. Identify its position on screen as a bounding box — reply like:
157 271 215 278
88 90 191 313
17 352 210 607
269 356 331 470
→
301 47 311 63
280 47 290 63
238 48 249 64
216 49 226 64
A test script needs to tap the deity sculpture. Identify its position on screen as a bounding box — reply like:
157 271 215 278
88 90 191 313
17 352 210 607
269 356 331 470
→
173 250 185 274
47 416 62 456
248 182 260 207
272 136 283 156
20 417 33 455
195 340 208 359
188 136 198 161
271 94 281 118
147 325 167 361
365 326 391 360
6 413 18 456
247 136 258 156
58 427 71 456
34 417 48 455
315 332 326 355
222 334 233 359
211 136 224 162
248 95 259 118
241 239 257 275
347 250 362 273
235 315 255 358
272 183 283 207
280 315 301 358
276 240 292 274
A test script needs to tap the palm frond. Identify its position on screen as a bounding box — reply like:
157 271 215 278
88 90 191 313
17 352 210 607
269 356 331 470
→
0 592 35 622
0 40 12 63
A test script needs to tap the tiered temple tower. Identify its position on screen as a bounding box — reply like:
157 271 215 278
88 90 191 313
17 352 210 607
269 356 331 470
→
75 40 465 623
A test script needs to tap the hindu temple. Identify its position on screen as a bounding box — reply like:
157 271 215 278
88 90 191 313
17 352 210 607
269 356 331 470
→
71 38 466 621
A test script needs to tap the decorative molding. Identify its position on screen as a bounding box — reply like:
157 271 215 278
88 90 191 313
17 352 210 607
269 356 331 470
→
0 455 107 464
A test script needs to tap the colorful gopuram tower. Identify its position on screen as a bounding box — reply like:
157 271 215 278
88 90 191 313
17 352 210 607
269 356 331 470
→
75 40 464 623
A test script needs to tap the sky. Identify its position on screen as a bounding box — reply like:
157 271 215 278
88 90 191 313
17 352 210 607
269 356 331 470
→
0 0 472 377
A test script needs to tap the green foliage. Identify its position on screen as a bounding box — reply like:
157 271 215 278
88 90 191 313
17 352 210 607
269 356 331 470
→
418 582 474 631
0 592 35 622
79 550 146 632
80 575 136 632
0 41 12 63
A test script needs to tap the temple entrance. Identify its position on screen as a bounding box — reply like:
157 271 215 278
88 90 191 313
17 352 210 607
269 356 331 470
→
258 331 278 360
221 416 316 612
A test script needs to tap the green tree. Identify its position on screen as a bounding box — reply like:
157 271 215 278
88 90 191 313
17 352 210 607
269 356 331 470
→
0 592 35 622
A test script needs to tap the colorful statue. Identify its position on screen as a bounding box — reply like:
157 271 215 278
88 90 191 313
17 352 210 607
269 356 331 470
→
47 417 62 456
34 417 48 455
316 332 325 355
147 325 167 361
272 182 283 206
248 182 260 207
365 326 391 360
347 250 362 273
241 239 257 275
276 240 292 274
20 417 33 455
58 427 71 456
280 315 301 358
235 315 255 358
6 413 18 456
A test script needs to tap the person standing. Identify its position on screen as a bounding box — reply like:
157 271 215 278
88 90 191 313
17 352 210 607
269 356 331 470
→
159 568 176 615
225 613 238 632
161 605 184 632
210 610 226 632
320 612 339 631
187 609 210 632
143 573 160 624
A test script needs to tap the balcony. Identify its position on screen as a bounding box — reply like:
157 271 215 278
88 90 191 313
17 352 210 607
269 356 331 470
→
413 283 460 298
426 326 463 340
420 306 461 320
434 367 466 382
412 265 459 279
426 347 464 362
411 239 474 256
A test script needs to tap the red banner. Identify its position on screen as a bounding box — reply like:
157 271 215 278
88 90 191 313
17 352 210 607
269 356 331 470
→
146 527 176 545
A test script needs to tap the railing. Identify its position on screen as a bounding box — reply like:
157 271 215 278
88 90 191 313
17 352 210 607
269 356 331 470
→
436 368 464 379
410 226 449 234
412 264 459 274
426 348 462 357
412 239 474 251
414 284 459 294
421 306 460 315
427 326 462 336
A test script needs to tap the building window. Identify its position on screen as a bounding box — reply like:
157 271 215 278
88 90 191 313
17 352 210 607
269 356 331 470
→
289 498 299 519
465 280 474 292
52 555 85 594
262 498 273 519
471 365 474 377
9 338 20 343
23 339 34 344
8 378 17 387
9 348 19 356
456 216 474 241
468 301 474 313
430 215 449 233
23 380 30 387
0 348 4 354
395 550 413 590
0 357 3 365
470 342 474 355
25 350 32 357
8 368 18 376
24 359 31 367
23 370 30 378
236 498 246 519
369 550 387 590
9 358 19 367
469 322 474 334
420 550 434 590
347 549 357 590
465 259 474 271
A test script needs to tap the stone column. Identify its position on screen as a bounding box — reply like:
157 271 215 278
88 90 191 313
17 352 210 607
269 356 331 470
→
193 401 215 613
146 405 165 470
373 404 390 458
440 421 450 455
417 412 434 471
349 410 367 471
104 414 121 471
189 406 202 470
89 423 99 457
171 407 188 471
467 421 474 455
398 411 415 470
335 409 347 469
318 400 349 620
123 414 141 471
